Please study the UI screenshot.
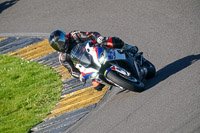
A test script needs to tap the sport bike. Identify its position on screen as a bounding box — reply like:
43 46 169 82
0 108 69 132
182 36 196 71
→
70 41 156 92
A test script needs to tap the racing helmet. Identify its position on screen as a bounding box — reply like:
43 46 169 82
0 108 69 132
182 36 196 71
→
49 30 69 53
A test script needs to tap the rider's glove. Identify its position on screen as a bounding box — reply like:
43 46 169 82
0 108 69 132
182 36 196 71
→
79 74 86 82
128 46 138 54
123 44 138 54
97 36 105 44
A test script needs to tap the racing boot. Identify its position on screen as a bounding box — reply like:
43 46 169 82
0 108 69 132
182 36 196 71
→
122 44 138 55
92 80 105 91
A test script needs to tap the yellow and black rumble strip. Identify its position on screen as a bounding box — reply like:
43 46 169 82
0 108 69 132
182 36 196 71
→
0 37 109 133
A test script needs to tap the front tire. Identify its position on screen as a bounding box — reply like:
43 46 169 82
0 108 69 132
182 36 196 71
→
106 70 144 92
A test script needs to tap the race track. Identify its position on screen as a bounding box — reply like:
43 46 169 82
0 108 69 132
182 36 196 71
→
0 0 200 133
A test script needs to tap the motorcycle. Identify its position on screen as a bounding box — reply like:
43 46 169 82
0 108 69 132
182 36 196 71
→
70 41 156 92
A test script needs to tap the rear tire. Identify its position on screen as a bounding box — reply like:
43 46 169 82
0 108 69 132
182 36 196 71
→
143 60 156 79
106 70 144 92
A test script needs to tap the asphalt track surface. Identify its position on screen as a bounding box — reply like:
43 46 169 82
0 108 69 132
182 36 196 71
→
0 0 200 133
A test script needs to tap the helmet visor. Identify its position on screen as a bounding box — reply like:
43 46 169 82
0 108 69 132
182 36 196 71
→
51 41 63 52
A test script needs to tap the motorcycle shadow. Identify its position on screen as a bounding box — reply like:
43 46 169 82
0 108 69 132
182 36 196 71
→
144 54 200 91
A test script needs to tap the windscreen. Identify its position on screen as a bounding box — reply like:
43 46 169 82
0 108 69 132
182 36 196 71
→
70 42 92 67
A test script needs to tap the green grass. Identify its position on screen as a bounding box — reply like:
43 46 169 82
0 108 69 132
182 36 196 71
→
0 55 62 133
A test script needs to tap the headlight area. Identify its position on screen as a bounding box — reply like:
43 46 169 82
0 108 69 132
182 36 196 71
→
99 52 106 64
89 72 98 79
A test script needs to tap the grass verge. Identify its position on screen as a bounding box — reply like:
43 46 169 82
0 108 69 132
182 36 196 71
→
0 55 62 133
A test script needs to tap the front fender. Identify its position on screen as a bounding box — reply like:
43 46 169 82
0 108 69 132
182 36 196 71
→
104 65 131 78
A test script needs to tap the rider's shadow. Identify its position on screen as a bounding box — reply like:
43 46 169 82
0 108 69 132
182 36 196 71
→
144 54 200 91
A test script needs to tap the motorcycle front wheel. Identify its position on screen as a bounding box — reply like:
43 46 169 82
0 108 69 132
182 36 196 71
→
106 70 144 92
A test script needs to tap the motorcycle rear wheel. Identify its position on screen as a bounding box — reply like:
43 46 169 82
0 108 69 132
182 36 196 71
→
143 60 156 79
106 70 144 92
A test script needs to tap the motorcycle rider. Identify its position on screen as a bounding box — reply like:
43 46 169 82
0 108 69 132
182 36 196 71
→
49 30 138 91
